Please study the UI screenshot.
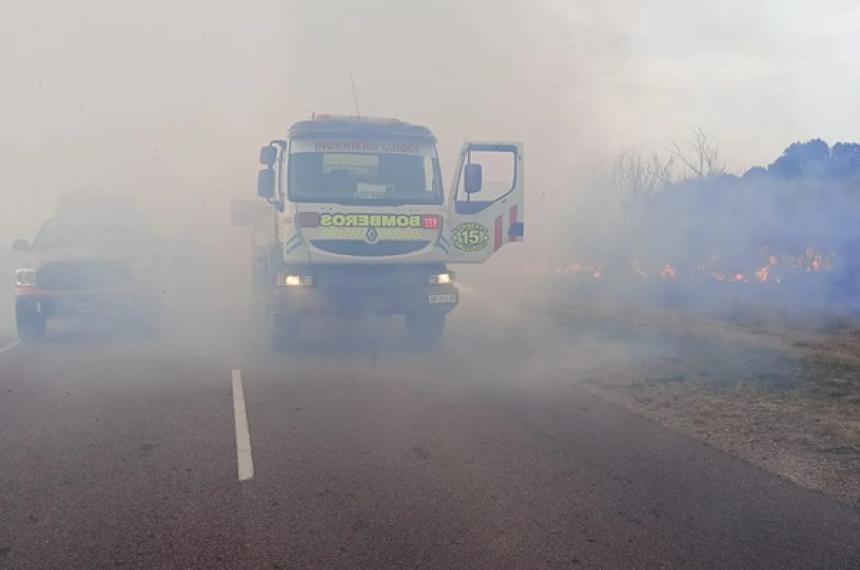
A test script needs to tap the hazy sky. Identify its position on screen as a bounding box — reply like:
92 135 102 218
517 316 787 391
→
2 0 859 236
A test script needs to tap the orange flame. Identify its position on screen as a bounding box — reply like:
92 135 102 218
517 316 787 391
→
660 264 678 280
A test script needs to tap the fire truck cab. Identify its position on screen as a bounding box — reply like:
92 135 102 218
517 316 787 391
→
251 115 524 348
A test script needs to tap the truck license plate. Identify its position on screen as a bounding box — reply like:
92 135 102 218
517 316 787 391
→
428 294 456 304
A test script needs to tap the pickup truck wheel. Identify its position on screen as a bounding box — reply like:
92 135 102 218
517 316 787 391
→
16 301 46 342
272 315 301 351
405 311 446 346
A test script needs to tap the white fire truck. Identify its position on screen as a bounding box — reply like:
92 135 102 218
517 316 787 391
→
250 115 524 348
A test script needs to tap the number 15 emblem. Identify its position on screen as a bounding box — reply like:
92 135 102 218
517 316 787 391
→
452 222 489 252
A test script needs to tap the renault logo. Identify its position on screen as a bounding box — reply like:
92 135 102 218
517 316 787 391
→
364 226 379 244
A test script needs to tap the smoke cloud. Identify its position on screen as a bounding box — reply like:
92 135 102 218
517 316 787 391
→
2 0 860 330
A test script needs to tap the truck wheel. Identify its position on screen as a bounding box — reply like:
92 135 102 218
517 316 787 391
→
405 311 446 346
16 301 46 342
130 293 165 338
138 311 164 339
272 315 301 351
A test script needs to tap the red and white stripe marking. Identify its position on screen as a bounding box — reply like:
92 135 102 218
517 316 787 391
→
509 204 520 242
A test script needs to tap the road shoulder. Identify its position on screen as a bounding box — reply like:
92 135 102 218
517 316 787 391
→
550 303 860 508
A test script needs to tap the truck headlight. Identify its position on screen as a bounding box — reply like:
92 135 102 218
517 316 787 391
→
276 273 313 287
15 268 37 287
428 271 453 285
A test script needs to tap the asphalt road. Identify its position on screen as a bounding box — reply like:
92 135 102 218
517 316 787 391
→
1 301 860 569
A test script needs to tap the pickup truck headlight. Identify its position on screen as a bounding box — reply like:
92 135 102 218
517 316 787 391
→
276 273 313 287
428 271 453 285
15 268 37 287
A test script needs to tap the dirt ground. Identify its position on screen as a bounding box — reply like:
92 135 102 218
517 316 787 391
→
548 301 860 507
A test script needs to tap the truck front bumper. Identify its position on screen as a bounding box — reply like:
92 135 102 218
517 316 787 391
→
268 265 458 318
15 290 151 319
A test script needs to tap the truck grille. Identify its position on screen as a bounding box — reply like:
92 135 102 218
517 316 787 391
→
36 260 133 291
309 239 430 257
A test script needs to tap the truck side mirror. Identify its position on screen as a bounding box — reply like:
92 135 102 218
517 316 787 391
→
258 168 275 199
12 239 30 252
464 163 482 194
259 145 278 166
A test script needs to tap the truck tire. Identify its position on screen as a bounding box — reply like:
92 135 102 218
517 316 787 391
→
272 315 301 351
136 293 166 338
16 301 46 342
137 310 164 339
405 311 446 347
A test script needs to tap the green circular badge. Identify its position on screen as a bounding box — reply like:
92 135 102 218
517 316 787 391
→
452 222 489 252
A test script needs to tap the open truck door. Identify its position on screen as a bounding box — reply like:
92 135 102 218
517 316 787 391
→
445 141 524 262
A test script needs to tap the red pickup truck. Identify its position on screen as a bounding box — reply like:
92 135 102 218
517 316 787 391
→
12 217 164 341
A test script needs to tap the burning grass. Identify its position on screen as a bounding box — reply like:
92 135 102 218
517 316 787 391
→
526 244 839 290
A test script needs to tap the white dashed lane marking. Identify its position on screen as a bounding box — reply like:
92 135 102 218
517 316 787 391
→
231 369 255 481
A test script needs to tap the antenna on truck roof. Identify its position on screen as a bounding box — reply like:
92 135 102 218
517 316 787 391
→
349 72 362 117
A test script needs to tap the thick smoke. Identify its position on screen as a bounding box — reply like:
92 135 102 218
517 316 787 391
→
539 137 860 320
2 1 860 337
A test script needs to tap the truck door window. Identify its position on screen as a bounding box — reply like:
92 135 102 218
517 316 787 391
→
456 150 516 212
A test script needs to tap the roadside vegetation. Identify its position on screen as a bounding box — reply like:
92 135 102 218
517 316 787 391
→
542 139 860 503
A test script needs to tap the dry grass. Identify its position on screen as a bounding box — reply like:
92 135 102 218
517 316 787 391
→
549 301 860 507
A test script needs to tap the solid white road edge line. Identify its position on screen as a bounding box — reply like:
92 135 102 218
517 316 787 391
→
0 341 21 356
231 369 255 481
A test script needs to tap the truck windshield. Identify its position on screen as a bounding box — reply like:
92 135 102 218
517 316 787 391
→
289 138 443 205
